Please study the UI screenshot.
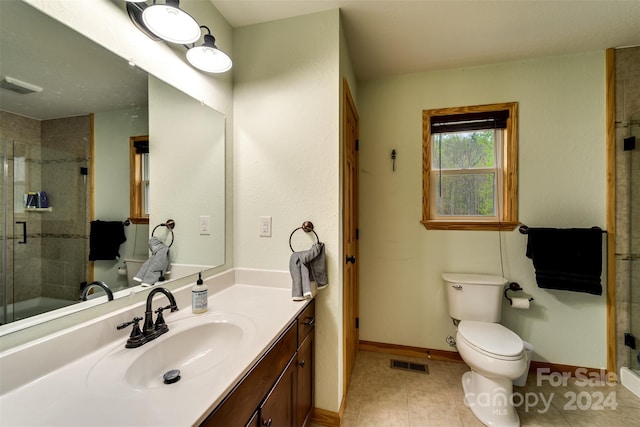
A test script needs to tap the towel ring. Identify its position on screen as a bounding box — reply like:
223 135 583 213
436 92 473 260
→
152 219 175 248
289 221 320 252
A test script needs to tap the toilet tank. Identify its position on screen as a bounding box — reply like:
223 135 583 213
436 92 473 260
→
442 273 507 322
124 258 147 286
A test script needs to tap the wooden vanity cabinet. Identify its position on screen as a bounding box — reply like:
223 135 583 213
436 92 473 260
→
296 302 315 427
246 411 259 427
201 300 315 427
259 357 296 426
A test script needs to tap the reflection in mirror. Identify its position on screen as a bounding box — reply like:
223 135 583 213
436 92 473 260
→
149 76 225 267
0 0 225 333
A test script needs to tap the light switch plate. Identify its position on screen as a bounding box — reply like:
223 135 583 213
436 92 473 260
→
199 215 210 235
260 216 272 237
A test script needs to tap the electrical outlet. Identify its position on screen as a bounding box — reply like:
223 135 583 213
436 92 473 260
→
259 216 272 237
199 216 210 235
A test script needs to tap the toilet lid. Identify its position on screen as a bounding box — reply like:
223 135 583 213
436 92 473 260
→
458 321 524 357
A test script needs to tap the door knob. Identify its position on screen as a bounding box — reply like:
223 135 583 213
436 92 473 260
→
346 255 356 264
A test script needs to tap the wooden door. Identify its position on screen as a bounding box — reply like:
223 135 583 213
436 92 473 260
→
342 80 359 392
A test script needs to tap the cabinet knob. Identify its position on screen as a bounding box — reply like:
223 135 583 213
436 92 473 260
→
298 359 306 368
262 419 272 427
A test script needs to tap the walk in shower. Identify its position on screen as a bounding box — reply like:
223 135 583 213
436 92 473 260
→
0 112 90 325
621 111 640 377
615 46 640 396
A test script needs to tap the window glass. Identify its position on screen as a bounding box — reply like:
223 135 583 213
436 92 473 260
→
422 102 518 230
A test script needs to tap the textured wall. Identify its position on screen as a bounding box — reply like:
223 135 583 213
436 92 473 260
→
358 52 607 368
233 9 343 412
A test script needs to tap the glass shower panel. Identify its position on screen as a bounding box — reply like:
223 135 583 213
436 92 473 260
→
630 112 640 373
0 137 8 324
11 136 45 321
0 114 90 325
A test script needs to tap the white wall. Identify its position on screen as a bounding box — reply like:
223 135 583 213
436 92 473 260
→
358 52 607 368
233 10 343 412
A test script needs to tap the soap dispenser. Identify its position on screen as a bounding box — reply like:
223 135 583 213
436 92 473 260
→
191 271 208 314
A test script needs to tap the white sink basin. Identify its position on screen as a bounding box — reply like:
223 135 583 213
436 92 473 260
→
87 312 256 391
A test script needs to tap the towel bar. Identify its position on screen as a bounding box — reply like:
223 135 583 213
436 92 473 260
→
152 219 175 247
289 221 320 252
518 224 606 234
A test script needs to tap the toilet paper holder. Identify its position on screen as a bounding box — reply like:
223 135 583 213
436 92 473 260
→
504 282 534 305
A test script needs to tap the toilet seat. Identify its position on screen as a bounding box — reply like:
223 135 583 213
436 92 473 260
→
458 320 524 361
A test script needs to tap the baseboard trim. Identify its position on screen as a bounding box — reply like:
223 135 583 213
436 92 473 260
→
359 340 607 377
310 407 341 427
359 340 464 363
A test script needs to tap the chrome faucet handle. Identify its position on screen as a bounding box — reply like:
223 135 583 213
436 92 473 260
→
117 316 146 348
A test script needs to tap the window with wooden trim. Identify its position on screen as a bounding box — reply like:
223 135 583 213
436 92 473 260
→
130 135 149 224
422 102 518 231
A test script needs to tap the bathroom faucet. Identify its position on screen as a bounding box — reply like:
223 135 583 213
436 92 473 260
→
116 287 178 348
80 281 114 301
143 287 179 339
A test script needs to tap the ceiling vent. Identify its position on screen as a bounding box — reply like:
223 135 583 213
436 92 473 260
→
0 76 43 95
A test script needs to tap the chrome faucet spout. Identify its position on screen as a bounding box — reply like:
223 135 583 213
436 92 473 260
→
143 287 179 338
81 281 114 301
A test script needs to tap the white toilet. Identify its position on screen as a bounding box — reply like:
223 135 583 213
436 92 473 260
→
443 273 527 427
124 258 147 286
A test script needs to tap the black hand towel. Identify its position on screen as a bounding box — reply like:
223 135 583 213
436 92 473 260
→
525 227 603 295
89 220 127 261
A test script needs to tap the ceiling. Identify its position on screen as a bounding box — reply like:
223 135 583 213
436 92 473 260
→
0 0 147 121
211 0 640 80
1 1 638 120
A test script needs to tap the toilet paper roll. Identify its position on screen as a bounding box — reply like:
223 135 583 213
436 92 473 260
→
511 297 531 309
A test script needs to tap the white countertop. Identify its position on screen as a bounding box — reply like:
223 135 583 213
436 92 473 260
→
0 272 309 427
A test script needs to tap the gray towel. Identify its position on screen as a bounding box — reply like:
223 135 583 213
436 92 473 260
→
134 237 171 286
290 243 323 300
309 242 328 288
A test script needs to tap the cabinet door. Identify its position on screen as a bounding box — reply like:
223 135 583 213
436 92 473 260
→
296 331 314 427
260 357 296 427
246 411 260 427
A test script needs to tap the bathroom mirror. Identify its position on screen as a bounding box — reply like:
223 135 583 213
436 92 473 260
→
0 0 225 332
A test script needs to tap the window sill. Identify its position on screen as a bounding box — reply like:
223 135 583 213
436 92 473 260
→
129 217 149 225
421 220 519 231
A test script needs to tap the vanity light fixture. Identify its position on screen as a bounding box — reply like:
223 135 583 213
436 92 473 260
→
125 1 232 73
126 0 200 44
186 26 232 73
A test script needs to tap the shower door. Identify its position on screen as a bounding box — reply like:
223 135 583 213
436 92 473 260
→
1 137 9 324
0 120 90 325
629 112 640 373
0 136 47 324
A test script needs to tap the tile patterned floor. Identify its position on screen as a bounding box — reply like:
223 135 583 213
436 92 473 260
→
311 351 640 427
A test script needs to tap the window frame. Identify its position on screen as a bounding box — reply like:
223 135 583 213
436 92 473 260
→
422 102 518 231
129 135 149 225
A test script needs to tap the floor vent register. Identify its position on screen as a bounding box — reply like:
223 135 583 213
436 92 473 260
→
390 359 429 374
